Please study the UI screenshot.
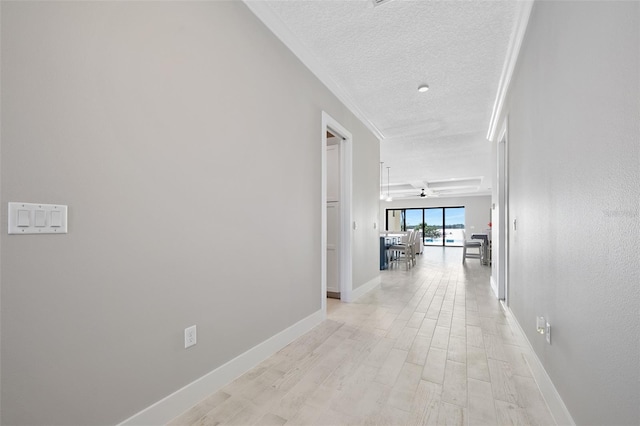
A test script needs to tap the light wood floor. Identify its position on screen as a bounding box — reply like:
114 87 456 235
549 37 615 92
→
169 248 556 425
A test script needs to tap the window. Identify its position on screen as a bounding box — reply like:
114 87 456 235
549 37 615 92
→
386 209 404 232
405 209 423 231
386 207 465 247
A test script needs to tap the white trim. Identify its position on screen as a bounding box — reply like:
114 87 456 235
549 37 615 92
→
117 310 324 426
343 275 381 303
487 0 534 142
501 303 576 426
490 276 499 299
321 112 353 309
321 120 328 315
495 119 509 302
243 0 384 142
339 134 353 303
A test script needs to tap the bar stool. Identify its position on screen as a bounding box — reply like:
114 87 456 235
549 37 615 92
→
471 233 489 265
462 231 483 264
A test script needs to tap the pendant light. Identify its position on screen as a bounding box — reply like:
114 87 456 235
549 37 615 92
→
386 167 393 202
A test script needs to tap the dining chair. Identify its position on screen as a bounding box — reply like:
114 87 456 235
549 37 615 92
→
389 230 415 270
412 229 422 257
408 229 418 266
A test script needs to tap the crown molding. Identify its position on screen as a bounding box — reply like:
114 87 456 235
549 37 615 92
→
486 0 535 142
243 1 385 141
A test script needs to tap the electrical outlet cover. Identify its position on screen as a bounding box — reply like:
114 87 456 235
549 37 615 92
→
184 325 197 349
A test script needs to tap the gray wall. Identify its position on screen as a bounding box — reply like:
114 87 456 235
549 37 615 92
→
0 2 379 424
352 123 382 291
501 2 639 424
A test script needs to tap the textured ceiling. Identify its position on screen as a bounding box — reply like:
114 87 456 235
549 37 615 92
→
248 0 522 199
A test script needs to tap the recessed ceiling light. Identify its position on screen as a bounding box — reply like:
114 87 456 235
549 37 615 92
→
418 84 429 93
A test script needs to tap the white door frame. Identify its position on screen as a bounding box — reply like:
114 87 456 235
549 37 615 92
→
496 119 509 302
321 112 353 316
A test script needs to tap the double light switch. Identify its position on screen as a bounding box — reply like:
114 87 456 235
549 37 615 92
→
8 202 68 234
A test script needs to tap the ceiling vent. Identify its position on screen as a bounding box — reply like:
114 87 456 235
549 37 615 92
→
372 0 395 7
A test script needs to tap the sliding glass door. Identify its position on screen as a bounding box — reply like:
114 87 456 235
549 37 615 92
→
386 207 465 247
444 207 465 246
405 209 423 231
423 208 443 246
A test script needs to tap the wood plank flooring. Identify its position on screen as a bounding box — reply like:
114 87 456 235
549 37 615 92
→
169 247 556 426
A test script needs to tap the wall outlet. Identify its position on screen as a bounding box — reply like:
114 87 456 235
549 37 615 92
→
546 322 551 344
184 325 197 349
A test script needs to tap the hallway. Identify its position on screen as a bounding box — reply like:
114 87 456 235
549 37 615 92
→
169 249 555 425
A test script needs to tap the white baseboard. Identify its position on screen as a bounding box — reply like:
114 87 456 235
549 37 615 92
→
501 303 576 426
343 275 381 302
118 309 324 426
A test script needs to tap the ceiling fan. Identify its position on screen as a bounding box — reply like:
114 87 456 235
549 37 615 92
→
393 188 430 199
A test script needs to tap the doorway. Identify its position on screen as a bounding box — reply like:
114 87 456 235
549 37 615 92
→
326 136 340 299
321 112 352 315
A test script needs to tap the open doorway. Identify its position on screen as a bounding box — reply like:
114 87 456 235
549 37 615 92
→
326 133 341 299
321 112 352 315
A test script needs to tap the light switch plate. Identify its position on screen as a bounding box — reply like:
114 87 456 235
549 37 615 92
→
8 202 68 234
